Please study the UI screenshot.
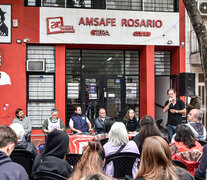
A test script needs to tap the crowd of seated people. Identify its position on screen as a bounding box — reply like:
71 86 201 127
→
2 105 207 180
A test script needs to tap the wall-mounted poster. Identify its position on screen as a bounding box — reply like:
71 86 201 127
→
0 5 11 43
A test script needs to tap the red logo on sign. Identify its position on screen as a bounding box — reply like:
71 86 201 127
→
133 31 151 37
47 17 75 34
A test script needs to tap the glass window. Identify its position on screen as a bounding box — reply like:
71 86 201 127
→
143 0 174 12
27 45 55 128
42 0 66 7
81 50 124 75
27 0 36 6
68 0 91 7
28 102 55 128
27 45 55 73
154 51 171 75
106 0 142 10
28 75 54 100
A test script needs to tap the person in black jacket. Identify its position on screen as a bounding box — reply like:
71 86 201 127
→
10 123 37 156
133 115 161 154
194 144 207 180
123 109 140 134
32 129 73 178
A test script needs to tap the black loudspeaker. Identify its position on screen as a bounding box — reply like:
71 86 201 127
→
180 73 195 96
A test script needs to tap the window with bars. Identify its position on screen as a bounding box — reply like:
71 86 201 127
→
24 0 178 12
143 0 175 12
28 75 54 100
154 51 171 76
27 45 55 128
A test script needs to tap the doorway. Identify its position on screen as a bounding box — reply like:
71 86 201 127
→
65 49 140 126
81 76 125 120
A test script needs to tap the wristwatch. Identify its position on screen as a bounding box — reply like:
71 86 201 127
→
176 110 178 113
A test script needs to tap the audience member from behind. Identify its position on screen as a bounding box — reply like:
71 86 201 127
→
123 109 140 134
42 108 65 133
135 136 194 180
80 173 112 180
10 123 37 156
0 125 29 180
194 144 207 179
32 129 72 178
133 115 162 154
186 109 206 141
171 124 203 155
103 122 139 179
13 108 32 142
95 108 111 134
69 140 106 180
170 124 203 176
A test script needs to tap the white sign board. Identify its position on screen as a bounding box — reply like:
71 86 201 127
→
67 83 79 99
126 83 137 99
40 8 179 46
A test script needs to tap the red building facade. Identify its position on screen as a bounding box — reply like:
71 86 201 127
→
0 0 185 136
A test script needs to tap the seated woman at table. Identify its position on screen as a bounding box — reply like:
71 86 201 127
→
69 140 109 180
123 109 140 134
133 115 162 155
103 122 139 179
32 129 73 178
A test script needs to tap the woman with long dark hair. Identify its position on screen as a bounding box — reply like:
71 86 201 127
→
170 124 203 176
123 109 140 134
135 136 194 180
171 124 203 154
133 115 161 154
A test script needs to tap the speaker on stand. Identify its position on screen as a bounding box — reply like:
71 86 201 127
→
179 73 195 123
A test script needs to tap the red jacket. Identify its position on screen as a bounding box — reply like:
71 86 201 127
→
171 141 203 176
